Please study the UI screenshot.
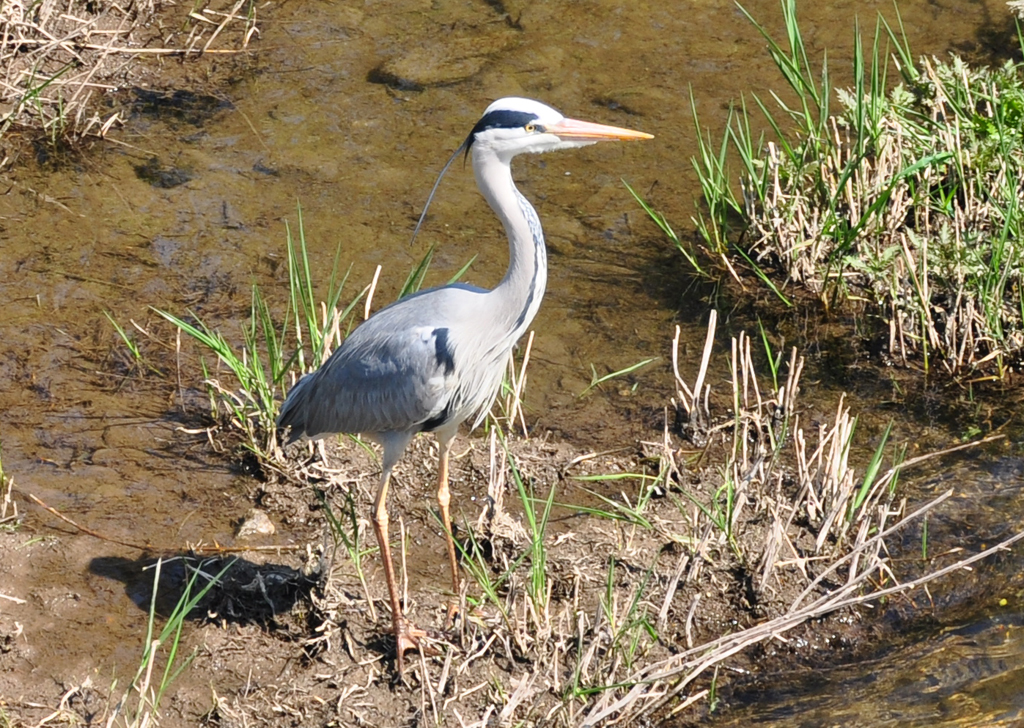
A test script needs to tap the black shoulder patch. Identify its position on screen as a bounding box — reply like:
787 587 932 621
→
432 327 456 375
421 400 455 433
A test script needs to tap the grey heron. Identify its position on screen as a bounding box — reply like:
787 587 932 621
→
277 97 652 675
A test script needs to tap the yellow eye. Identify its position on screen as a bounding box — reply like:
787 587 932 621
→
525 122 536 133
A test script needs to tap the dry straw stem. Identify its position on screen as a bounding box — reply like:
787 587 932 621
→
0 0 258 143
672 309 716 426
504 330 535 435
18 487 304 556
0 460 14 524
572 313 1008 725
291 313 1007 726
584 500 1024 726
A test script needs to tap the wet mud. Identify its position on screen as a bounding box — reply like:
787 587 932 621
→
2 0 1024 725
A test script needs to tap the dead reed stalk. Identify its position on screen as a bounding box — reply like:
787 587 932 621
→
288 313 1006 726
0 0 258 147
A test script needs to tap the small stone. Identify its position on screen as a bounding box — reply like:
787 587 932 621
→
236 509 276 539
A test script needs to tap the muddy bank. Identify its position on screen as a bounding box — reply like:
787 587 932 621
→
2 383 1015 726
2 0 1024 725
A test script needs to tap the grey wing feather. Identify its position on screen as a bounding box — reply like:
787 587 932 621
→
277 308 456 441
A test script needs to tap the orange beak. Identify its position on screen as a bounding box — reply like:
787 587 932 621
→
543 117 654 142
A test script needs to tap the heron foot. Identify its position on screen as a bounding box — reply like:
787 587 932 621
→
394 617 440 676
443 600 461 631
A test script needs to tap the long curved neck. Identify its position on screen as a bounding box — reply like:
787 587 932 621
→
472 145 548 343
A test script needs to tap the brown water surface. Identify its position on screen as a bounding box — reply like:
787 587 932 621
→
2 0 1023 722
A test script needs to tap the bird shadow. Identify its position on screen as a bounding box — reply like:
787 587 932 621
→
88 552 316 625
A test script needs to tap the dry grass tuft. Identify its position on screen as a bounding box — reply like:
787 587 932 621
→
261 313 1006 726
744 54 1024 375
145 227 1016 724
0 448 14 524
677 1 1024 378
0 0 258 149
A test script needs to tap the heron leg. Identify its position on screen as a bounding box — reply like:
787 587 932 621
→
436 438 461 627
371 467 427 676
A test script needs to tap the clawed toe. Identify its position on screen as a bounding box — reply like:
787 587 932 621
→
394 618 441 676
443 600 461 630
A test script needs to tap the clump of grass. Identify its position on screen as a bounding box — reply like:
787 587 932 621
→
154 207 369 463
0 0 259 150
664 311 907 589
454 425 560 655
654 0 1024 377
315 486 378 623
509 441 557 629
110 557 235 728
580 356 658 397
569 313 999 725
151 207 472 467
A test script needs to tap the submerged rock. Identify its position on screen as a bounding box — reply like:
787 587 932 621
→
133 156 194 188
369 30 519 90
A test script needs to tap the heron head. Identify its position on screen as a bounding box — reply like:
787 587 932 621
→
465 97 652 160
408 98 651 247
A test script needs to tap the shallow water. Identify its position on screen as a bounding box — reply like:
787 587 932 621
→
718 610 1024 727
2 0 1023 722
681 447 1024 726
